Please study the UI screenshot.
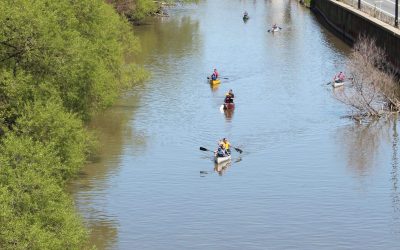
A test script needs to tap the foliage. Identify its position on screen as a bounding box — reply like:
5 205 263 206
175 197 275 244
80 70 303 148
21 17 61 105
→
15 100 92 181
0 0 145 248
0 135 86 249
131 0 158 22
0 0 142 119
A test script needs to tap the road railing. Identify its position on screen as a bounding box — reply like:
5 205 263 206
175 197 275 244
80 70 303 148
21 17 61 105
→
337 0 398 27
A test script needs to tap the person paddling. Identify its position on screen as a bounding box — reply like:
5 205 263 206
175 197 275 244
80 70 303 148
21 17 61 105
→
224 89 234 104
215 142 228 157
222 138 231 154
211 68 219 80
334 71 345 83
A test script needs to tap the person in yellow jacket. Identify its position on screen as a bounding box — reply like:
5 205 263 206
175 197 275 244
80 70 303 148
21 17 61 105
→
222 138 231 155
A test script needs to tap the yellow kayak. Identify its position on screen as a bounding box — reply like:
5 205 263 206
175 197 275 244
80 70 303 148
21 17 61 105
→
210 79 221 85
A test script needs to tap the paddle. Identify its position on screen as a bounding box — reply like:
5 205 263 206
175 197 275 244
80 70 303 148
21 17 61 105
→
207 76 229 80
201 145 242 154
200 146 211 152
233 147 243 154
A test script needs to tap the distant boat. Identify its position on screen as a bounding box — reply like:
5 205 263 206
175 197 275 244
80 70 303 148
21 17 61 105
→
268 26 282 32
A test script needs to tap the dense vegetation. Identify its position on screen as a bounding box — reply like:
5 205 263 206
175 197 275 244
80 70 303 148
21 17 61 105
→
0 0 146 248
107 0 199 23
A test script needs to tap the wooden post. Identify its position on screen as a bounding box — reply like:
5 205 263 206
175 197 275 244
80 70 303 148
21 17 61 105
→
358 0 361 9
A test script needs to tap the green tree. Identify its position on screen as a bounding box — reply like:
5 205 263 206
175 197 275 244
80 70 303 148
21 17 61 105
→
0 135 86 249
0 0 143 119
0 0 147 248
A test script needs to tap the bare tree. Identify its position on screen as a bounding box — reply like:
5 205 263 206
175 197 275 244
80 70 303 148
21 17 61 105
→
333 35 400 120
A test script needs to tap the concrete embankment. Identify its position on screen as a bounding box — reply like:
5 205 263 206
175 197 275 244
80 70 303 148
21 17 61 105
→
311 0 400 69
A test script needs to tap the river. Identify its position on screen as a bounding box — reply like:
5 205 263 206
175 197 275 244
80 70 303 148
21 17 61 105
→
70 0 400 249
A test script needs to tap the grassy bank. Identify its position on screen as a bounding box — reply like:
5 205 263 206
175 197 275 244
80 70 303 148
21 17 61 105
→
0 0 145 248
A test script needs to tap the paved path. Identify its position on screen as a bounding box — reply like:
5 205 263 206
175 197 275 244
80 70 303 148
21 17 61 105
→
362 0 399 17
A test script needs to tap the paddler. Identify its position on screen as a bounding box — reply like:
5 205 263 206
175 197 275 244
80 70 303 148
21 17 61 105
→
224 89 234 104
222 138 231 155
333 71 345 83
211 68 219 80
215 142 228 157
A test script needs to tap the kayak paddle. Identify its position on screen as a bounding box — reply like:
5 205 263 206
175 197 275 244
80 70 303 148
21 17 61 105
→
233 147 243 154
200 147 211 152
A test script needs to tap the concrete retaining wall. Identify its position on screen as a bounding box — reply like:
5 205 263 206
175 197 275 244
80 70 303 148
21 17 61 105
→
312 0 400 69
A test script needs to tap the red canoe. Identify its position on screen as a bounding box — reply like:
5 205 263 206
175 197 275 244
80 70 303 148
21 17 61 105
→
224 103 235 110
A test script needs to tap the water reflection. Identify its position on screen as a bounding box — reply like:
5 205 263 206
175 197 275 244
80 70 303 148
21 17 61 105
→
210 84 219 92
85 221 118 250
223 108 234 122
70 94 146 249
135 15 200 64
71 8 203 250
337 121 389 176
214 161 232 175
391 118 400 232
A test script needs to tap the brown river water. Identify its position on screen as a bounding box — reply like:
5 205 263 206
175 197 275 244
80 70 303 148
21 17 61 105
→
70 1 400 249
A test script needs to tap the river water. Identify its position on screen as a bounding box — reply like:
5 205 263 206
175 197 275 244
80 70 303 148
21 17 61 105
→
70 1 400 249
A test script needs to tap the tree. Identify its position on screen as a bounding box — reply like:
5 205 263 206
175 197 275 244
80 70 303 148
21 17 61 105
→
333 35 400 120
0 0 147 248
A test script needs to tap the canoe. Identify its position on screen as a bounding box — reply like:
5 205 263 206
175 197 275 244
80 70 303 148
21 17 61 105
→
210 79 221 85
332 81 347 88
270 28 280 32
214 154 232 164
224 102 235 110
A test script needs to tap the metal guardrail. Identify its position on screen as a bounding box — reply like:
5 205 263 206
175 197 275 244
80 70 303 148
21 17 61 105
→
338 0 398 27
